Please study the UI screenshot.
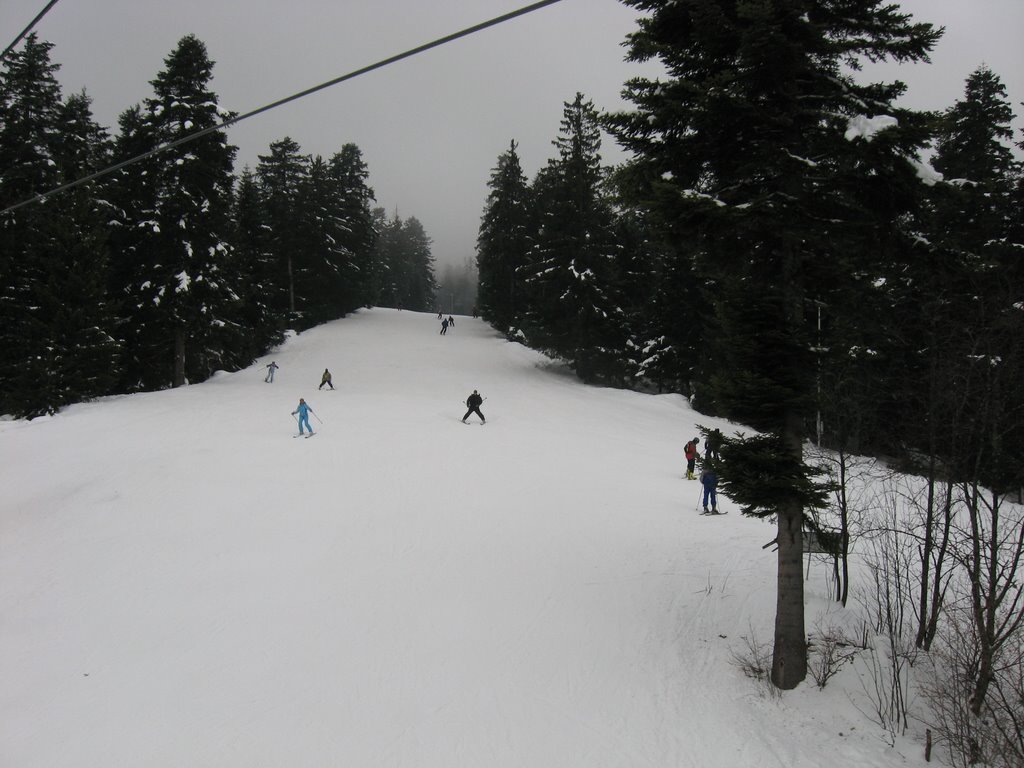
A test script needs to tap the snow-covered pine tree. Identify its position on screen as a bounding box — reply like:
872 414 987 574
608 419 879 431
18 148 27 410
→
110 35 243 389
0 34 65 415
606 0 940 689
521 93 628 383
328 144 377 315
477 140 532 337
36 92 123 410
605 163 703 393
0 36 121 416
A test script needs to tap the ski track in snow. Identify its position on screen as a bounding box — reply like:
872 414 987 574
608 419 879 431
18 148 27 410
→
0 309 924 767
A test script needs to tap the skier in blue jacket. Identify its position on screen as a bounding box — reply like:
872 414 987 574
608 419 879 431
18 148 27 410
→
292 398 314 436
700 466 718 514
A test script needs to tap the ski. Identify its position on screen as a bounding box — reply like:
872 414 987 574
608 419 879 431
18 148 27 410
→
700 510 728 516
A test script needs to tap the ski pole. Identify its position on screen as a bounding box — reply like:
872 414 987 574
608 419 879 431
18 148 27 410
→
310 409 324 425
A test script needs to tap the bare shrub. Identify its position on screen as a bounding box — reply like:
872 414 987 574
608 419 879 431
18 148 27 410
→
853 497 919 740
808 620 859 689
730 624 781 700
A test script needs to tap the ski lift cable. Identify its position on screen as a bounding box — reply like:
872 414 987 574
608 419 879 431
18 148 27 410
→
0 0 566 217
1 0 62 63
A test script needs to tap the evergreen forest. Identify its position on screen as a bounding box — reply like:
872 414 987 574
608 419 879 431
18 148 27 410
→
0 34 438 416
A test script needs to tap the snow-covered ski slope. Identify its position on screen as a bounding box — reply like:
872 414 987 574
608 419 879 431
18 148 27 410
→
1 308 923 767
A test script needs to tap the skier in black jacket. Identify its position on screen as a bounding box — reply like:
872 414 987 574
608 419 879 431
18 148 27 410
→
462 390 485 424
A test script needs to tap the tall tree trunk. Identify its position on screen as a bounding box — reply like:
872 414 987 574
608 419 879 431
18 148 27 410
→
772 411 808 689
837 447 850 606
968 484 997 719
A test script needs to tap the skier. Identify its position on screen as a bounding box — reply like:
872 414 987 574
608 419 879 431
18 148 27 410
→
706 428 723 461
684 437 700 480
699 465 719 514
319 369 334 390
462 390 485 424
448 315 455 328
440 317 450 335
292 398 315 436
264 361 279 383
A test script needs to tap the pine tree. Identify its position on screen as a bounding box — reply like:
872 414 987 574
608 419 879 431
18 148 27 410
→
37 92 122 410
606 0 940 689
606 162 703 393
477 140 532 335
296 154 349 325
0 34 65 415
398 216 437 312
522 93 628 383
257 137 309 323
892 66 1022 494
328 144 377 315
233 166 284 356
110 35 243 389
107 104 159 388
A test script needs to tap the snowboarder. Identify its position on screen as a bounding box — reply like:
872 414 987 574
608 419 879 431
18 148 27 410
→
292 398 315 436
706 428 723 461
684 438 700 480
319 369 334 390
264 361 279 383
462 390 485 424
440 317 450 335
699 466 719 514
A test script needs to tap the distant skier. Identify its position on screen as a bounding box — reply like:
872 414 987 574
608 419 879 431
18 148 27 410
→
699 466 719 514
319 369 334 390
292 398 315 436
684 437 700 480
462 390 485 424
448 315 455 328
264 361 279 383
440 317 450 335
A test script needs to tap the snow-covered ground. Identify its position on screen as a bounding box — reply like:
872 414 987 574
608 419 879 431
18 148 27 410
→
1 308 930 767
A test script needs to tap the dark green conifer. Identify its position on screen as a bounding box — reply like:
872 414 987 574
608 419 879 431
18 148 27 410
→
477 140 531 336
606 0 940 689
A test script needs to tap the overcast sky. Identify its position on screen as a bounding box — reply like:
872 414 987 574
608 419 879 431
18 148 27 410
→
2 0 1022 270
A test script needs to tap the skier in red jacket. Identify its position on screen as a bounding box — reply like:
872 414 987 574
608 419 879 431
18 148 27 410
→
684 438 700 480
